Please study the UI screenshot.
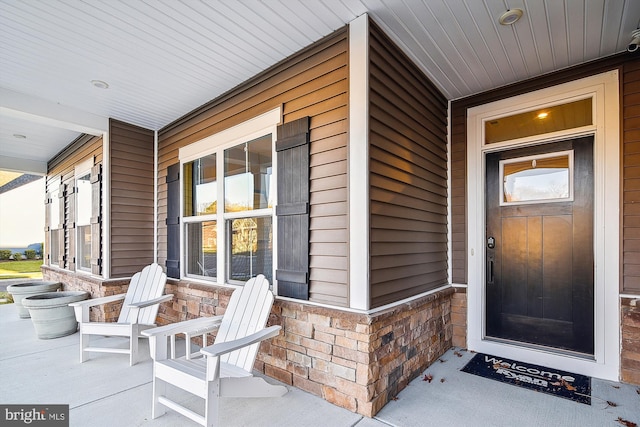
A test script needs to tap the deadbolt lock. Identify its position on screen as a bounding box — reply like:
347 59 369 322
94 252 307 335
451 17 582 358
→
487 236 495 249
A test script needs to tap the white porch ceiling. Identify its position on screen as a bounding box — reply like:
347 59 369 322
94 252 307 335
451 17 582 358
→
1 0 639 174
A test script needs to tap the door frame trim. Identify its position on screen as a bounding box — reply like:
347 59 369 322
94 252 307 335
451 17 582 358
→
466 70 620 381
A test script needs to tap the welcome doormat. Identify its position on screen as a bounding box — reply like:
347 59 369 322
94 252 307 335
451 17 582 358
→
461 353 591 405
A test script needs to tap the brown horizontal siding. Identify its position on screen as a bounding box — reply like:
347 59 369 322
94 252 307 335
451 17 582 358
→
450 53 631 287
161 33 348 143
303 108 348 306
158 28 349 306
449 107 467 284
368 20 448 308
109 119 154 278
623 59 640 294
47 134 103 178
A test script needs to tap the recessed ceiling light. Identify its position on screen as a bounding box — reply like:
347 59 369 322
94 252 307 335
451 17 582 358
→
499 9 523 25
91 79 109 89
536 112 549 119
13 133 26 139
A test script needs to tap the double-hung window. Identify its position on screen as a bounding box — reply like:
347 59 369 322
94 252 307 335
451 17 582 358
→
76 171 92 272
74 158 95 273
49 181 61 266
180 108 280 284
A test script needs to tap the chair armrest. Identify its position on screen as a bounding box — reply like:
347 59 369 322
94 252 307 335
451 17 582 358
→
200 325 281 358
69 293 126 308
145 316 225 361
127 294 174 309
142 316 224 338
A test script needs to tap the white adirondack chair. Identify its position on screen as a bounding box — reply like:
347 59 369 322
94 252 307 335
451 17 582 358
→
70 263 172 366
142 274 287 427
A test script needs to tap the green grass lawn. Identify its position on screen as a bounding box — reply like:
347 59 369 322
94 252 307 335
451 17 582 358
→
0 259 43 279
0 260 42 303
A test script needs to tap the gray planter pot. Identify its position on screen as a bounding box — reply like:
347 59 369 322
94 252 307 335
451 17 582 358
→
6 281 62 318
22 291 89 339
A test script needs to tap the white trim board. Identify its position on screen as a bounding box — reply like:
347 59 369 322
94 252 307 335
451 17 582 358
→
466 70 620 381
348 13 370 311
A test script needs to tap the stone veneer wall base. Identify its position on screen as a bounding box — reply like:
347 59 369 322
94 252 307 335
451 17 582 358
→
42 266 131 322
43 266 640 400
621 297 640 385
161 280 454 417
41 267 457 416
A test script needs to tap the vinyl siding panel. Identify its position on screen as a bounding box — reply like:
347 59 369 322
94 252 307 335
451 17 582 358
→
158 28 349 306
623 59 640 294
450 54 632 288
48 134 103 175
109 119 154 277
449 107 467 284
368 21 448 308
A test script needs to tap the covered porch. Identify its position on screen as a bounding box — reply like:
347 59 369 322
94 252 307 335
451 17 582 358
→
2 303 638 427
2 1 640 422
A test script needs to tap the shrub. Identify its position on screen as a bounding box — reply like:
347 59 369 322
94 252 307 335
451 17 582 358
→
0 292 13 304
25 249 37 259
0 250 11 260
13 252 23 261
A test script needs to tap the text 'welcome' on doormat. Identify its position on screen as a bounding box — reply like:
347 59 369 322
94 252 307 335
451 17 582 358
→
461 353 591 405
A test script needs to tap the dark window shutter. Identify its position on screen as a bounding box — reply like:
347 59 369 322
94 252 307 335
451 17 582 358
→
44 193 50 262
66 183 76 271
275 117 310 300
90 164 102 275
166 163 180 279
58 183 66 229
44 193 51 232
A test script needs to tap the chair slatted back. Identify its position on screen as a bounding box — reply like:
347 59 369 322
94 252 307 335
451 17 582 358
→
118 263 168 325
215 275 274 372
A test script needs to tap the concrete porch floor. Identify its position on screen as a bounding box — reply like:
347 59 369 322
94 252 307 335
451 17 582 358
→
1 302 639 427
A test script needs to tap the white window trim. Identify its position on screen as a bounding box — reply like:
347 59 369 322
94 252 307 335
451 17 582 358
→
178 107 281 287
74 159 94 274
180 108 281 162
467 70 619 381
74 157 94 177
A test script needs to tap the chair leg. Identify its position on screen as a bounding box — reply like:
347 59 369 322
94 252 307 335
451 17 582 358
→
204 378 221 427
151 376 167 419
79 328 89 363
130 324 140 366
130 338 137 366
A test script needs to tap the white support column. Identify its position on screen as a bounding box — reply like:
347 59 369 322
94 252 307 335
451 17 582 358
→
102 130 110 279
154 130 159 264
446 99 453 285
348 14 370 311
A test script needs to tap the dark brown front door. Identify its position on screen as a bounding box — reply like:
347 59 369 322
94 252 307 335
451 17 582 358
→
485 136 594 355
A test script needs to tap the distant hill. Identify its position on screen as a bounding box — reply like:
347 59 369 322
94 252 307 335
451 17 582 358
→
0 243 42 255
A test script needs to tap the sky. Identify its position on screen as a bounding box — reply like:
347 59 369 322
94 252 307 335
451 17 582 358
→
0 178 45 248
